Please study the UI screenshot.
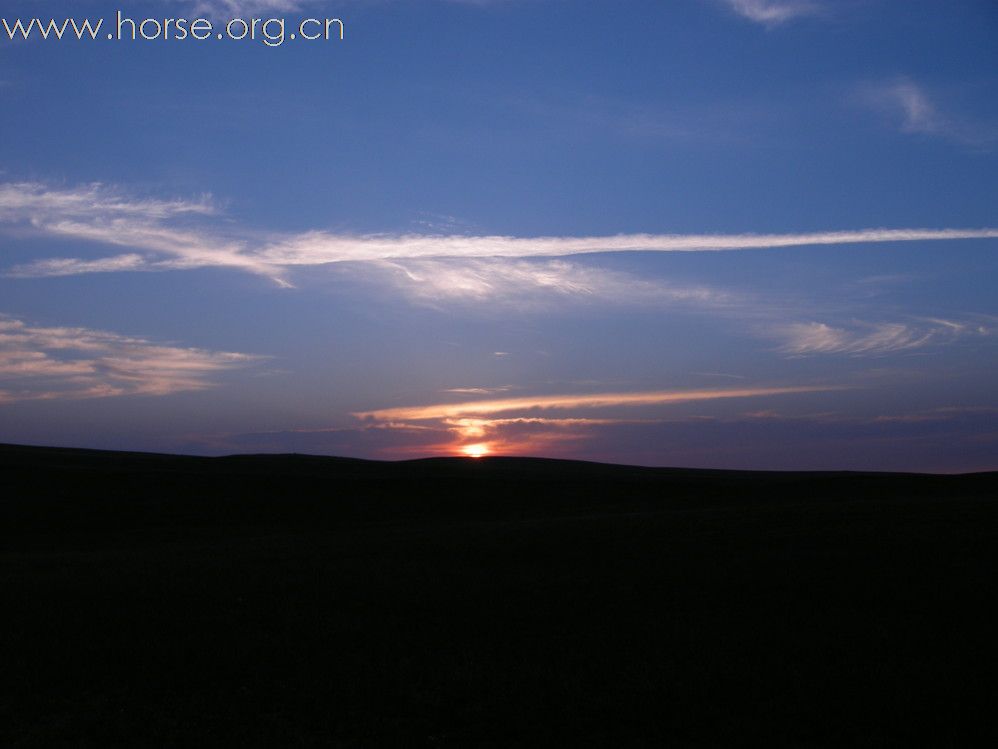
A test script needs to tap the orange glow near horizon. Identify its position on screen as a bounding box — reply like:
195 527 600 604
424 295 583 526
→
461 443 491 458
354 385 845 423
359 385 853 462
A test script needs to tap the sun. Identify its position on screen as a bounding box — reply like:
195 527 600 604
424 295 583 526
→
461 443 490 458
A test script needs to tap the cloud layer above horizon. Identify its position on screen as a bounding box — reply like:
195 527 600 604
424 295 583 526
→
0 316 262 404
2 181 997 287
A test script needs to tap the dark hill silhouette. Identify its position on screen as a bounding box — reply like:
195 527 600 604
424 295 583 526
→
3 443 998 746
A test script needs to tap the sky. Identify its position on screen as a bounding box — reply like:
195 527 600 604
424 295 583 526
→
1 0 997 471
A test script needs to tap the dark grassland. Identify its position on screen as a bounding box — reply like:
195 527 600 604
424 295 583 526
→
3 443 998 747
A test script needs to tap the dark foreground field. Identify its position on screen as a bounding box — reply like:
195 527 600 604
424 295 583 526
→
3 444 998 747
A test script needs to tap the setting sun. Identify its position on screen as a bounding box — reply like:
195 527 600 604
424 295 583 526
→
461 443 491 458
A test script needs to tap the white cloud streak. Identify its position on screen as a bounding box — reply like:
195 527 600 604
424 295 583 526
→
889 81 941 135
182 0 307 19
3 181 997 284
7 254 151 278
721 0 821 25
357 258 735 309
0 181 213 222
259 227 998 266
0 316 263 404
774 318 994 355
0 181 288 284
3 181 997 362
859 79 998 147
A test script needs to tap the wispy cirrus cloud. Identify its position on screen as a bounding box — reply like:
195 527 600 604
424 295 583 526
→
183 0 308 18
857 79 998 148
4 180 998 285
0 181 288 284
443 385 514 395
7 254 151 278
720 0 821 26
347 258 736 310
26 221 994 281
773 318 994 356
258 227 998 267
0 316 263 404
4 180 998 364
0 181 213 222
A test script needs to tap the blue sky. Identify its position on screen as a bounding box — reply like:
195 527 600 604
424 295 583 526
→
1 0 996 470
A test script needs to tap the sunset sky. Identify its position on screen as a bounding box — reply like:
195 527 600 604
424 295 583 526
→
1 0 997 471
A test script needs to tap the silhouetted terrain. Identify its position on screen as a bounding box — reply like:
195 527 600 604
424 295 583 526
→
3 443 998 746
